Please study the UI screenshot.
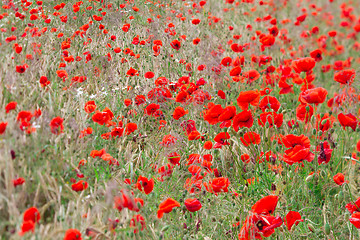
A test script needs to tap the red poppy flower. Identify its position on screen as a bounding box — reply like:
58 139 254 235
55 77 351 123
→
217 90 226 99
202 141 212 150
259 34 275 47
229 66 242 76
334 69 355 85
193 38 201 45
19 221 35 236
114 190 142 212
170 39 181 50
148 87 172 103
145 103 160 116
125 123 137 135
0 122 8 135
240 132 261 147
242 69 260 84
50 116 64 135
203 104 224 125
159 134 177 147
90 149 106 158
130 214 146 233
13 177 25 187
316 113 335 132
39 76 50 87
237 90 260 110
296 104 314 123
173 106 188 120
136 175 154 194
310 49 322 62
144 71 155 79
64 229 82 240
239 214 282 240
23 207 41 223
71 180 88 192
291 57 316 73
333 173 348 186
232 111 254 131
218 106 236 123
281 134 314 165
168 152 181 165
316 141 333 164
5 102 17 113
111 127 124 138
258 112 283 128
209 177 230 194
350 212 360 228
16 64 28 73
240 154 250 163
191 19 201 25
259 96 280 112
157 198 180 218
127 67 139 77
175 90 190 103
214 132 230 147
299 87 327 105
285 211 303 230
135 95 146 105
17 111 33 122
84 101 96 113
338 113 358 131
221 57 232 66
346 196 360 214
184 198 202 212
154 77 169 86
251 195 279 215
124 99 132 107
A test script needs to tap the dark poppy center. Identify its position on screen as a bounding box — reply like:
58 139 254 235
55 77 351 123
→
256 221 264 230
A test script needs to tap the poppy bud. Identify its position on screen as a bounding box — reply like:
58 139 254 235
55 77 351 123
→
305 174 313 182
324 222 331 235
312 129 317 135
160 225 169 232
319 170 326 178
307 223 315 232
338 190 344 202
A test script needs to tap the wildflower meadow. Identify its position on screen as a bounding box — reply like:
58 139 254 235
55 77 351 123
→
1 0 360 239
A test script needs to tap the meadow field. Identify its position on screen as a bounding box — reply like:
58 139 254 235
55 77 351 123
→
1 0 360 239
